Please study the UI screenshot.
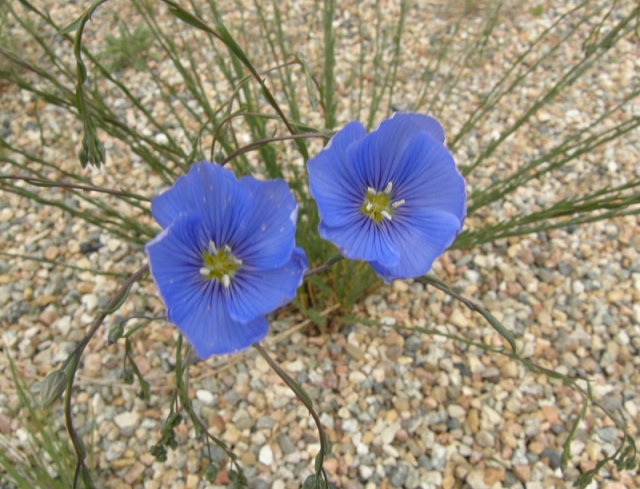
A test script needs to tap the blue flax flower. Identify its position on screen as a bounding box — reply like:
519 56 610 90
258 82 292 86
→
307 113 465 283
145 162 307 358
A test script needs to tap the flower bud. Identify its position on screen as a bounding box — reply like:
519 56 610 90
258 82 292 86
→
40 369 67 409
107 322 124 345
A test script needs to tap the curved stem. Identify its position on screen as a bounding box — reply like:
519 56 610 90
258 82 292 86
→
0 175 150 201
253 343 328 481
63 265 149 476
304 253 343 278
220 132 331 166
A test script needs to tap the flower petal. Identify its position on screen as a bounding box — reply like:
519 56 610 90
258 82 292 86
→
390 132 466 222
151 162 254 247
371 209 462 282
227 247 308 323
233 177 299 269
319 218 400 267
307 121 368 228
145 212 267 357
346 113 446 191
151 172 197 229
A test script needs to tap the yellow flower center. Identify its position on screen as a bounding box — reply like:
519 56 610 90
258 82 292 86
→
200 242 242 287
361 182 404 223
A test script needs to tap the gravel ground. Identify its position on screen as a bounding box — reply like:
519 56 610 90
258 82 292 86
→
1 0 639 488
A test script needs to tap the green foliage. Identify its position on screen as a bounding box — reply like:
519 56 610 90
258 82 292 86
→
0 360 76 488
97 22 154 73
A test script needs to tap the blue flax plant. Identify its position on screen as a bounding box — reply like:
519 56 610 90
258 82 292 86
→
1 0 639 487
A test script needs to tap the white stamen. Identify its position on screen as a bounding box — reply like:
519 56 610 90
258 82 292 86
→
367 187 377 195
232 257 243 265
391 199 405 208
200 267 210 277
384 182 393 194
381 210 393 221
208 241 217 255
222 274 231 288
365 202 373 211
223 244 232 254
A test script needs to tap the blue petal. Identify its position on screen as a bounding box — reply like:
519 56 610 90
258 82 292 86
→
227 247 308 323
389 132 466 222
151 162 254 248
233 177 298 269
145 212 267 357
370 210 462 283
307 121 368 228
346 113 446 191
151 172 197 229
388 113 445 143
319 218 400 267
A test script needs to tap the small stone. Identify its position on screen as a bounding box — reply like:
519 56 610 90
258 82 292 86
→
359 465 374 480
447 404 466 418
512 465 531 483
258 445 273 466
540 448 562 469
123 462 145 485
499 361 518 378
345 343 365 361
476 430 495 447
349 371 367 384
390 463 409 487
44 245 59 261
467 408 479 433
83 353 102 376
466 470 489 489
195 389 215 406
449 309 469 328
113 412 140 436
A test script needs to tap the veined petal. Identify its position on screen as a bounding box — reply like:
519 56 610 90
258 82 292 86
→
319 218 400 267
151 172 197 229
307 121 368 227
145 212 268 357
347 113 446 191
234 177 298 269
179 288 268 357
151 162 254 246
390 132 466 222
227 247 308 323
387 112 445 144
371 210 462 283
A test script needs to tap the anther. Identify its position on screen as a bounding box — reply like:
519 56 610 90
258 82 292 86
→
381 210 393 221
222 274 231 288
367 187 376 195
384 182 393 194
365 202 373 211
208 241 217 254
224 244 232 253
391 199 405 208
200 267 210 277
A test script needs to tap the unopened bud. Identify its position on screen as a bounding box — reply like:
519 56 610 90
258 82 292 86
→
107 322 124 345
204 464 218 482
40 369 67 409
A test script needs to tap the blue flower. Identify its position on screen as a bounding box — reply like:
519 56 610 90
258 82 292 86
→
307 113 465 283
145 162 307 358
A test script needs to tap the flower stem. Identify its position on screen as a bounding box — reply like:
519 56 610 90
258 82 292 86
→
220 132 332 166
304 253 343 278
253 343 329 482
63 264 149 487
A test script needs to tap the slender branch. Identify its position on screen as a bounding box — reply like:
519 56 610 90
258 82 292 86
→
220 132 331 166
63 264 148 481
304 253 343 278
0 175 150 201
253 343 328 482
